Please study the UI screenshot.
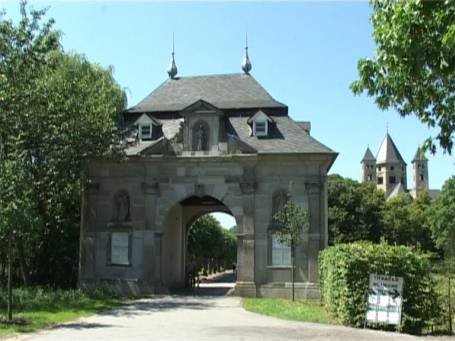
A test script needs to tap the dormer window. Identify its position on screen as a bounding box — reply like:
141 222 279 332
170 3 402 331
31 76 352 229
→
140 125 152 140
253 120 267 136
248 110 273 137
134 113 161 141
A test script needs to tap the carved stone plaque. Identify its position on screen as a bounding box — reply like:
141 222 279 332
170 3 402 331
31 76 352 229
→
111 232 130 265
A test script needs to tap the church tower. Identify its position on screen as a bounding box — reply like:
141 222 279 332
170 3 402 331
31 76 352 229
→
361 147 376 183
412 147 429 193
375 133 407 194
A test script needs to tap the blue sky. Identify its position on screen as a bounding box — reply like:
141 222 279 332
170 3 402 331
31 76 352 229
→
2 1 453 228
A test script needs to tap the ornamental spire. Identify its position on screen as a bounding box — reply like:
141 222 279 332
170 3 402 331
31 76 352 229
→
241 33 252 74
167 33 178 79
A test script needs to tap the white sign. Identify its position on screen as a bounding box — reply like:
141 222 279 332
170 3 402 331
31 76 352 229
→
366 273 404 325
111 232 130 265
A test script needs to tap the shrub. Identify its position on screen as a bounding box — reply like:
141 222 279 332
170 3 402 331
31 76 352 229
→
319 242 440 334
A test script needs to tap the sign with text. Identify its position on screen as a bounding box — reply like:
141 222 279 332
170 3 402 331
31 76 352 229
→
111 232 130 265
366 273 404 325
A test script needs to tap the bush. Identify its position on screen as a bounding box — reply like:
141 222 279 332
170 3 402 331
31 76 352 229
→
319 242 440 334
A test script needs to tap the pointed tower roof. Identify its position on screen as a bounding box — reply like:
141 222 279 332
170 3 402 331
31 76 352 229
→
361 147 376 163
376 133 406 165
412 147 428 162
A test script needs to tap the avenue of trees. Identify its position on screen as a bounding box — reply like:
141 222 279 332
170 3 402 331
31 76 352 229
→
328 174 455 261
0 2 126 289
187 215 237 275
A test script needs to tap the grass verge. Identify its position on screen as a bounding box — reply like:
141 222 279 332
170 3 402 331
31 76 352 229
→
242 298 338 325
0 287 124 339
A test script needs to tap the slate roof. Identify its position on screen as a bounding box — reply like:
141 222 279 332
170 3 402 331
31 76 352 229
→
386 183 407 200
376 133 406 165
127 73 286 113
227 116 335 154
361 147 375 162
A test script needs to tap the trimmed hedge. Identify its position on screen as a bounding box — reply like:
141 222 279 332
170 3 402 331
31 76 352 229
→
319 242 440 334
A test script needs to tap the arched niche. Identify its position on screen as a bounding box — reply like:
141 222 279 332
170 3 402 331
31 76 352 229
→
192 120 210 151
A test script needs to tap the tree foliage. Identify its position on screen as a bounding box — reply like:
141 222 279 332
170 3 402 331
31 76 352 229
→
273 199 309 301
351 0 455 154
187 215 237 273
328 174 385 244
328 174 436 252
383 191 435 251
428 176 455 258
0 1 126 287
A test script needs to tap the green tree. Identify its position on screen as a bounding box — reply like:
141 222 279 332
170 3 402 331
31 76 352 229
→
188 215 225 274
273 199 309 301
328 174 385 244
428 176 455 257
351 0 455 154
0 1 126 290
382 192 434 251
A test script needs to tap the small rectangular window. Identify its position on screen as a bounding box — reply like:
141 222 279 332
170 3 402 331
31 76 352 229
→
420 174 424 181
140 125 152 140
389 176 396 184
377 177 383 185
254 121 267 136
368 174 373 181
271 234 291 266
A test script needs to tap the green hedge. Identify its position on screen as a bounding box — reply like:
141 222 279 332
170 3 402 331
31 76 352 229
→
319 242 440 334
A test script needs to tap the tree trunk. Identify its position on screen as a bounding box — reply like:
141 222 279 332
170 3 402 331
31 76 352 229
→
291 245 295 302
7 233 13 321
17 239 30 286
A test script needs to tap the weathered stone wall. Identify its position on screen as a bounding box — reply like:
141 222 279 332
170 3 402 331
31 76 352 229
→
79 154 329 298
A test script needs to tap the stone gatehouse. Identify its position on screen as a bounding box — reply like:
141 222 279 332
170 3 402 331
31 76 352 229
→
78 69 337 298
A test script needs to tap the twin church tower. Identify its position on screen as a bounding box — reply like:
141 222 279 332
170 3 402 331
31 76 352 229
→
361 133 429 199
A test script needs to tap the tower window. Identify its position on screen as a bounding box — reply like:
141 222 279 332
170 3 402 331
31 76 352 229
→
389 176 396 184
390 166 394 171
377 177 383 185
420 174 424 181
377 166 382 171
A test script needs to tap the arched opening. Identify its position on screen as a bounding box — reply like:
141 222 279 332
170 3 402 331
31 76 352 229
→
160 195 238 295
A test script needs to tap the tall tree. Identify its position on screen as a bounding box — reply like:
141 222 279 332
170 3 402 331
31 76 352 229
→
273 199 309 301
0 1 126 288
382 192 435 251
351 0 455 154
328 174 385 244
188 215 225 274
428 176 455 257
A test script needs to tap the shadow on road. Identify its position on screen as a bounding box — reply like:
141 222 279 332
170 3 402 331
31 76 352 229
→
171 271 236 297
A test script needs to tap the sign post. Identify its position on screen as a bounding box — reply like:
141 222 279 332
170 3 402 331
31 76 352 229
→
366 274 404 326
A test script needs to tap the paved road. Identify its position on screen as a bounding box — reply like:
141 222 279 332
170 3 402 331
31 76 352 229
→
6 274 453 341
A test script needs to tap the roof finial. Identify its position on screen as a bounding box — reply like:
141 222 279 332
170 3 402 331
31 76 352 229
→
167 32 178 79
386 121 389 134
241 32 252 74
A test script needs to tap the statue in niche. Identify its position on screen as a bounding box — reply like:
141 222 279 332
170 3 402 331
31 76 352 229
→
193 121 209 151
113 190 130 222
272 190 289 223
